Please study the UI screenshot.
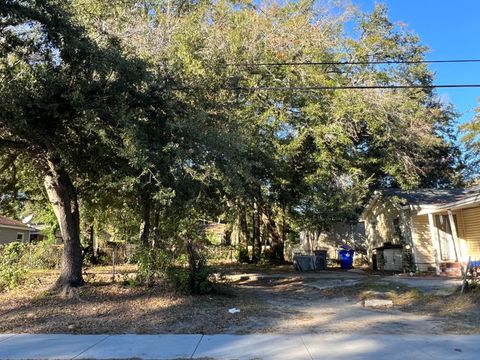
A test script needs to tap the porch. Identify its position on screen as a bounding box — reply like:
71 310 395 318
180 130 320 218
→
414 202 480 277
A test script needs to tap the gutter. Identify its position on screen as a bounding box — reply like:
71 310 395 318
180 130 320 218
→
0 224 36 231
416 193 480 215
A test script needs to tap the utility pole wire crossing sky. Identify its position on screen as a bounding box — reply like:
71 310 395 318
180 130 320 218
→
227 59 480 67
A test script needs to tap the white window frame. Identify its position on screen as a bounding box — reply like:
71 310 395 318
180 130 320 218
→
16 232 24 242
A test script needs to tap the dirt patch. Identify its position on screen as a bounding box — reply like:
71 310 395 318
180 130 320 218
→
1 266 479 335
315 276 480 333
0 266 274 334
401 289 480 333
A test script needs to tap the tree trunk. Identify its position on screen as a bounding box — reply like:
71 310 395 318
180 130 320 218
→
152 206 160 248
43 158 84 289
253 202 261 261
139 191 151 248
261 206 284 263
239 203 249 246
89 224 97 263
185 238 198 293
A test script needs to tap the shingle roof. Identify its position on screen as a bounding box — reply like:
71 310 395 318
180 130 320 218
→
382 186 480 206
0 216 33 230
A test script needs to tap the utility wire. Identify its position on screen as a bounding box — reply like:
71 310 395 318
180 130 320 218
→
171 84 480 92
234 84 480 91
227 59 480 67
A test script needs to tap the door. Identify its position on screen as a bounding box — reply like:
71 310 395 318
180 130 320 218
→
435 215 457 261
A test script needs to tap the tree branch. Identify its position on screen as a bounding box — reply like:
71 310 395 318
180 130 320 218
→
0 153 19 173
0 138 30 150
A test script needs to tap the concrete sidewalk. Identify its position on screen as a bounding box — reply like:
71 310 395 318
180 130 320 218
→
0 333 478 359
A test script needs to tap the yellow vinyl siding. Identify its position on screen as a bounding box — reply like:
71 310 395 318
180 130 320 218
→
452 210 469 261
411 215 435 271
460 207 480 258
364 200 402 250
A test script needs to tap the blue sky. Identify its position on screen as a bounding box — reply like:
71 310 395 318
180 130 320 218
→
354 0 480 126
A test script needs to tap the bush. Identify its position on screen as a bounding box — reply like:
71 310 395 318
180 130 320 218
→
0 242 28 290
28 242 62 269
165 266 190 293
236 247 250 264
131 247 173 287
0 241 63 291
166 264 215 295
130 241 216 294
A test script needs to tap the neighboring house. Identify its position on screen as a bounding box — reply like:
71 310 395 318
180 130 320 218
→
201 221 228 245
362 187 480 275
0 215 35 245
298 222 366 262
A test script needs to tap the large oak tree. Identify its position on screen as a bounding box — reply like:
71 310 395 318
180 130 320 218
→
0 0 156 290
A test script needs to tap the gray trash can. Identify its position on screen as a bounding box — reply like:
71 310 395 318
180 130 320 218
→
314 250 327 270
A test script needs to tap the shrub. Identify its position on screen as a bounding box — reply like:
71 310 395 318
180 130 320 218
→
28 242 62 269
131 247 173 287
0 242 28 290
236 247 250 263
166 262 215 295
165 266 190 293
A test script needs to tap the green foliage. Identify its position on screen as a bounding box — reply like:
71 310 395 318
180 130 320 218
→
27 242 62 269
0 0 467 286
184 241 215 295
259 248 275 266
461 105 480 179
236 247 250 264
166 262 213 295
0 241 64 291
132 247 173 287
402 248 417 273
164 266 190 293
130 244 215 294
0 242 28 290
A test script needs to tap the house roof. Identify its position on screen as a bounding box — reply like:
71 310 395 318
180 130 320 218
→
362 185 480 218
0 216 34 230
381 188 474 206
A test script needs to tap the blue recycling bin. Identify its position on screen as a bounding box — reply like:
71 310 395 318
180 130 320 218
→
339 249 354 269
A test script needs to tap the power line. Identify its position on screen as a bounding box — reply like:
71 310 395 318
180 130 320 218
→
172 83 480 92
228 59 480 67
235 84 480 91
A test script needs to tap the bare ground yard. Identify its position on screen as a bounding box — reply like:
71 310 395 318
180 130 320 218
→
1 265 479 335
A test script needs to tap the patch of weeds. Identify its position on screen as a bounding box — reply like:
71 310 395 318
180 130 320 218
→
364 281 410 293
390 288 424 306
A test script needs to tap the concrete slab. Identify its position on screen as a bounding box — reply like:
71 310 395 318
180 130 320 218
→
363 299 393 308
0 334 16 343
1 333 479 360
76 334 202 360
401 335 480 360
305 279 360 290
389 277 462 293
193 334 311 360
0 334 108 360
302 334 433 360
225 270 367 282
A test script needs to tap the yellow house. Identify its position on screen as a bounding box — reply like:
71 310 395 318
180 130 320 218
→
361 187 480 275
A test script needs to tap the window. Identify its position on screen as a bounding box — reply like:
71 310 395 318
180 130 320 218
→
16 232 24 242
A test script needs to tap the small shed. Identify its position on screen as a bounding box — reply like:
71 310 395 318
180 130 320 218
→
375 243 403 271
